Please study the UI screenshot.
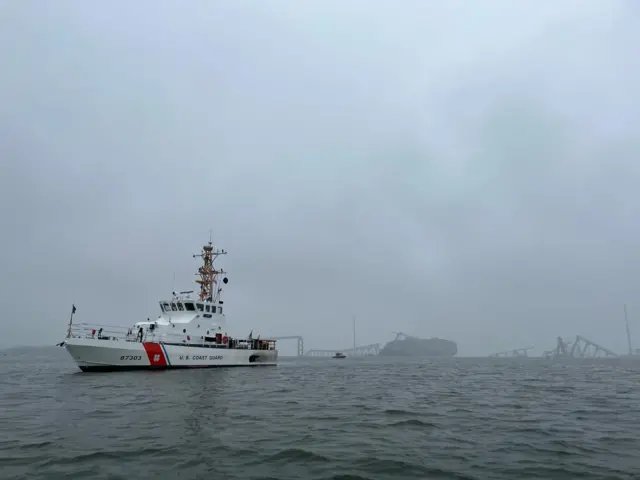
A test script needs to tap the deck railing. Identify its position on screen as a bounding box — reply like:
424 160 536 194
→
69 323 130 341
69 323 188 344
68 323 277 350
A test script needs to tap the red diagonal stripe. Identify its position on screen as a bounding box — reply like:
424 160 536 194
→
143 342 167 367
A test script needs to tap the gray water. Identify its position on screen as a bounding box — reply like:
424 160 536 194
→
1 347 640 480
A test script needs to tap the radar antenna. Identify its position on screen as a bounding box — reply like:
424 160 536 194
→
192 238 227 302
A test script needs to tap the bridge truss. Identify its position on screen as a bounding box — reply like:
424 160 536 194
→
489 346 535 357
543 335 618 359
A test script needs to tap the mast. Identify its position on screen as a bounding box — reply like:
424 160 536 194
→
66 303 76 339
193 238 227 302
625 304 633 355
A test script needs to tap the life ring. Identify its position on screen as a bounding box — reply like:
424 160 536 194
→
222 336 228 344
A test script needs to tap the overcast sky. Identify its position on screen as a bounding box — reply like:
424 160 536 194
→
1 1 639 356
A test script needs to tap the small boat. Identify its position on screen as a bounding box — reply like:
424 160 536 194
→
60 238 278 372
332 352 346 359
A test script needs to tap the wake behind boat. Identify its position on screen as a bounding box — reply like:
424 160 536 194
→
60 238 278 372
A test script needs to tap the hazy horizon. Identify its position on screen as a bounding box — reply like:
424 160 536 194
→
2 1 639 356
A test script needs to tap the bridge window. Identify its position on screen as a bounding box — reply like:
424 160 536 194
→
212 306 216 313
219 307 223 314
205 305 210 312
171 302 178 311
177 303 184 311
196 303 204 312
162 303 170 312
184 302 196 312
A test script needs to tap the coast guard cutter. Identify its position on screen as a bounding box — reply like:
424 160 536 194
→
60 238 278 372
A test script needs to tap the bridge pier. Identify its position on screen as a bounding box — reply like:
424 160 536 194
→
270 336 304 356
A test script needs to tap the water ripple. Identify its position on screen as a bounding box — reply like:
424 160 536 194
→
2 348 640 479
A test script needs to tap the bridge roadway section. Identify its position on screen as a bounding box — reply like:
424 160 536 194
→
305 343 381 357
269 335 381 357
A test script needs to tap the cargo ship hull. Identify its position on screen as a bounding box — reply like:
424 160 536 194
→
379 334 457 357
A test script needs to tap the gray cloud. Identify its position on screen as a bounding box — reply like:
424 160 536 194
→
1 1 639 356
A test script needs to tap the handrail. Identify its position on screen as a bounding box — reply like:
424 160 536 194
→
70 324 209 344
68 322 277 349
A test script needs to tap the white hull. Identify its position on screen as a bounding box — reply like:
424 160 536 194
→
64 336 278 372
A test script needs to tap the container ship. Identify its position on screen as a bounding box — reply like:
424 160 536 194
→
379 332 457 357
